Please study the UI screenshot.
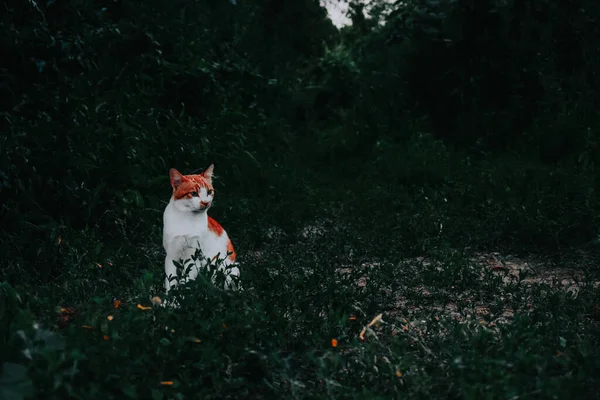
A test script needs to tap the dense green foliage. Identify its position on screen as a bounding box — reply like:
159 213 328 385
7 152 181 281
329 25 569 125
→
1 0 600 398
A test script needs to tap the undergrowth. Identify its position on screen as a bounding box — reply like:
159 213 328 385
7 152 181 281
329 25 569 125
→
2 233 599 399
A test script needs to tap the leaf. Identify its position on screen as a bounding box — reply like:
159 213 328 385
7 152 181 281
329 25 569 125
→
151 389 163 400
121 384 137 398
0 363 34 400
33 329 66 351
559 336 567 348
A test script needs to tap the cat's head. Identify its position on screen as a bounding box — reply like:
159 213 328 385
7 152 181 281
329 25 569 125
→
169 164 215 213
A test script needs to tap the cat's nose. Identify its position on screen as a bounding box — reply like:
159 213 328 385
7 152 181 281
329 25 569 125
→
200 201 210 208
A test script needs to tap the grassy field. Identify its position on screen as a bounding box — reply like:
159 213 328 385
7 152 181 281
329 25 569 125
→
2 154 600 399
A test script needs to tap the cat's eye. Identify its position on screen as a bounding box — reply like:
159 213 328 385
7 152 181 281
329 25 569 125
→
207 189 214 195
190 192 199 197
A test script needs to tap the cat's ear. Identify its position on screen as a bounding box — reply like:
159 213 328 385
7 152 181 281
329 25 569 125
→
203 164 214 181
169 168 184 188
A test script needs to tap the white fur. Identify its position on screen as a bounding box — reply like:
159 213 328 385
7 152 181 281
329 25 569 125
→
163 196 239 293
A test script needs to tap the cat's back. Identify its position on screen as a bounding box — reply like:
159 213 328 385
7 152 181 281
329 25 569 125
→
206 216 236 262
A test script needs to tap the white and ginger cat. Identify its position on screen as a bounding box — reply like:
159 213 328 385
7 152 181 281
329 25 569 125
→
162 164 239 293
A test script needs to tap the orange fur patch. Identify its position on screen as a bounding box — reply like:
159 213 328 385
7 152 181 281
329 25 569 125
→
227 239 236 262
207 216 225 236
171 171 213 200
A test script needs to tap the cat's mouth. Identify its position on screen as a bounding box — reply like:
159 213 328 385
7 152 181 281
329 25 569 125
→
192 208 207 214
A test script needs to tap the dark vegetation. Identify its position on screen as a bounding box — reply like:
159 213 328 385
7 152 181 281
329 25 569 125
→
1 0 600 398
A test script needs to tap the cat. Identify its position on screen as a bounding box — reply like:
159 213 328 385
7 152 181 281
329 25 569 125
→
162 164 239 293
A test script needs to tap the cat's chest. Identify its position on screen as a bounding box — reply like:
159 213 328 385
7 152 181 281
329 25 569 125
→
164 216 206 236
163 206 209 245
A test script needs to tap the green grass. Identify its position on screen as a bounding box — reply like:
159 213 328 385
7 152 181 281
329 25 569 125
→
2 209 600 399
3 131 600 399
2 131 600 400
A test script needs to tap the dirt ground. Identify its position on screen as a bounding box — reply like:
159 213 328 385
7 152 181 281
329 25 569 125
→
399 252 598 327
331 251 600 331
252 226 600 329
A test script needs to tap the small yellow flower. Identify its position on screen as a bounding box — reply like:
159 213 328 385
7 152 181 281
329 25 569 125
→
331 338 338 347
137 304 152 311
113 299 122 309
160 381 174 386
396 370 403 377
349 315 357 321
107 315 114 321
96 263 102 268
